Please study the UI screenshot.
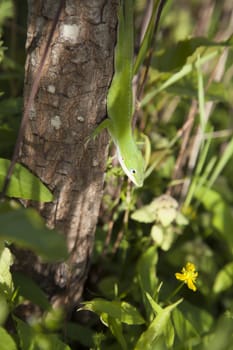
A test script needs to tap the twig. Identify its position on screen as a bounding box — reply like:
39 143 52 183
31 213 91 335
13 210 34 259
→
112 181 131 254
180 49 229 202
168 100 197 197
136 0 167 103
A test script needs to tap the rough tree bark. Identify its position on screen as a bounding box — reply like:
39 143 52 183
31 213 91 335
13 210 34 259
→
18 0 117 310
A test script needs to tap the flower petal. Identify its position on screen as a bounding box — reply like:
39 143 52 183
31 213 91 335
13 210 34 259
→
175 262 198 292
187 279 197 292
175 273 186 281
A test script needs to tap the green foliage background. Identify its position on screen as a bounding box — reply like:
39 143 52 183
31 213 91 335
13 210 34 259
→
0 0 233 349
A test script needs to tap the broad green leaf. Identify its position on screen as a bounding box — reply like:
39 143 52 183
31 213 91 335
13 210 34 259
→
137 246 158 295
132 195 178 226
0 327 17 350
12 272 50 310
157 207 177 227
101 314 128 350
80 299 145 325
142 50 219 106
213 261 233 293
175 212 189 226
195 187 233 249
0 208 68 262
178 301 213 336
150 225 163 246
0 158 53 202
0 293 9 325
35 333 71 350
172 308 200 343
135 295 182 350
137 246 158 319
163 318 175 349
15 317 34 350
42 307 65 331
131 195 178 227
0 246 14 296
200 315 233 350
0 0 14 24
152 37 229 72
15 318 71 350
131 204 156 223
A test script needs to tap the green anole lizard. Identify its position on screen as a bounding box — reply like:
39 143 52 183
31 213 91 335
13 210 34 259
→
94 0 145 187
92 0 167 187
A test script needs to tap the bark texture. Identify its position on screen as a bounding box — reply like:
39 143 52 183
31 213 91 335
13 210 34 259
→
18 0 117 309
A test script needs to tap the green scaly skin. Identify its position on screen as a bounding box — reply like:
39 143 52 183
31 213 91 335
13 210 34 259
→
95 0 145 187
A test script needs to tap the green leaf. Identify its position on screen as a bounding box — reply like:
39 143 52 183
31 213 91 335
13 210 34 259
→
0 246 14 297
0 293 9 325
15 318 71 350
80 299 145 325
213 261 233 293
131 195 178 226
137 246 158 296
131 205 156 223
157 207 177 227
0 0 13 25
0 158 53 202
12 272 51 310
137 246 158 319
0 327 17 350
142 49 220 106
42 307 65 331
163 319 175 349
15 317 34 350
177 301 213 336
134 295 182 350
101 315 128 350
152 37 229 72
195 187 233 249
208 136 233 189
35 333 71 350
172 308 200 343
201 315 233 350
150 225 163 246
0 208 68 262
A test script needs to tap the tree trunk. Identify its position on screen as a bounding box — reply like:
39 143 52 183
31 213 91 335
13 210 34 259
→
18 0 117 310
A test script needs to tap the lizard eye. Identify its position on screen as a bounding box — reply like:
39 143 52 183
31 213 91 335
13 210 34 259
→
130 169 137 175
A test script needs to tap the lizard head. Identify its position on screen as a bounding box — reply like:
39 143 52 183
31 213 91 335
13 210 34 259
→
116 141 145 187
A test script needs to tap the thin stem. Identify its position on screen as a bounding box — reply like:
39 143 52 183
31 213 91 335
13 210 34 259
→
166 283 184 303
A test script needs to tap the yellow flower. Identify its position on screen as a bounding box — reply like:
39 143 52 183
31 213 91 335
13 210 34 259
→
175 262 198 292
